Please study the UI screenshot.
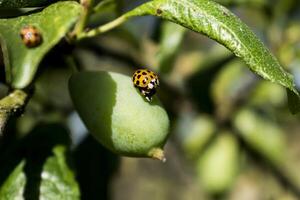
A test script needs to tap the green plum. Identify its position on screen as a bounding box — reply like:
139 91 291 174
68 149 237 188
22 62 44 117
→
69 71 170 161
196 132 239 194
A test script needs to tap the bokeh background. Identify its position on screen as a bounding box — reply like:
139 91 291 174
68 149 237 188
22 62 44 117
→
1 0 300 199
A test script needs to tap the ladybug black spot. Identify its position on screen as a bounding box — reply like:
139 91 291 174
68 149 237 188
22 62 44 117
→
132 69 160 101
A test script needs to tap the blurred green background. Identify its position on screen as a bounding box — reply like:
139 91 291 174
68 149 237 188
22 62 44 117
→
1 0 300 199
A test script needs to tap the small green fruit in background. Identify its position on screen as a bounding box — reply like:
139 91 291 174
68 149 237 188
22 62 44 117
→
69 71 170 161
176 114 216 160
196 132 239 194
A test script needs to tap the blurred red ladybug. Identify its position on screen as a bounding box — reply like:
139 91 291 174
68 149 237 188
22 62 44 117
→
20 26 42 48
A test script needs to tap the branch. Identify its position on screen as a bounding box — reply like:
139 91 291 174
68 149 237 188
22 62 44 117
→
0 90 29 136
77 15 127 40
72 0 95 37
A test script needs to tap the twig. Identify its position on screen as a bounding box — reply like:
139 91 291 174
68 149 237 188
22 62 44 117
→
0 90 29 136
77 15 127 40
72 0 95 37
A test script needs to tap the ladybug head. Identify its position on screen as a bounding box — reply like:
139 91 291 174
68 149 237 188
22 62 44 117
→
139 88 156 102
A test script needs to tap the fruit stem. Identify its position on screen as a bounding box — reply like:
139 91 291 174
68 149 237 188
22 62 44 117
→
148 148 166 162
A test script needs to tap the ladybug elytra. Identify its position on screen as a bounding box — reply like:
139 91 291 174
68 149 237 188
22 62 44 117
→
132 69 159 101
20 25 42 48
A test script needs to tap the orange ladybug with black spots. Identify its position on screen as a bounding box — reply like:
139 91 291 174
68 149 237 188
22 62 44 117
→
132 69 159 101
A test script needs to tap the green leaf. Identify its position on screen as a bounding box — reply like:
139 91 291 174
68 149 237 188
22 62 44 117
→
249 81 286 108
287 89 300 114
211 59 255 118
0 161 26 200
0 124 75 199
0 0 58 8
233 108 286 165
93 0 117 13
176 114 216 160
157 21 186 74
123 0 300 113
0 1 82 89
40 146 80 200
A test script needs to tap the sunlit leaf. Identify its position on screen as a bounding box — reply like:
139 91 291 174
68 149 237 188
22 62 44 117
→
123 0 300 113
40 146 80 200
0 161 26 200
0 1 82 88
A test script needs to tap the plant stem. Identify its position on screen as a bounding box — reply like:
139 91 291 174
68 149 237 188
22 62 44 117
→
77 14 127 40
64 55 79 73
73 0 94 37
0 90 29 136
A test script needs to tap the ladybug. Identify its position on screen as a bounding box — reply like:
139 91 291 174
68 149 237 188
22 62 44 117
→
20 26 42 48
132 69 160 101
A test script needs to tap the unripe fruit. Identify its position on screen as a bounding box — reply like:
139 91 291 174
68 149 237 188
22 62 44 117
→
196 132 239 194
69 71 170 161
